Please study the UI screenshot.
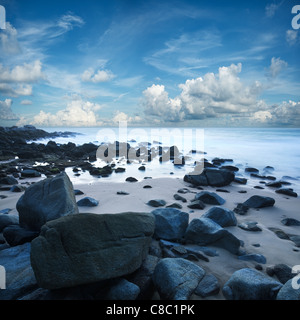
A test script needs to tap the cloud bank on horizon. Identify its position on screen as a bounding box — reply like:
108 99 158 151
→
0 0 299 127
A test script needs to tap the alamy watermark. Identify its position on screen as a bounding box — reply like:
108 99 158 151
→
292 265 300 290
292 5 300 30
0 5 6 30
95 122 204 175
0 265 5 290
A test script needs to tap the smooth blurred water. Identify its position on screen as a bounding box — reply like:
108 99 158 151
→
38 127 300 188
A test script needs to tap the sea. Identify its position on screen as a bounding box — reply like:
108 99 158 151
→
34 127 300 192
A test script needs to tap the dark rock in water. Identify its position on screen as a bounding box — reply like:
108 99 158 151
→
117 191 129 195
152 258 205 300
275 188 298 197
105 278 140 300
126 177 138 182
194 191 225 205
268 227 290 240
238 221 262 232
173 194 187 203
166 203 183 209
115 167 126 173
220 165 239 172
238 190 247 194
184 168 235 187
3 225 39 246
254 186 264 189
233 203 249 215
16 172 79 231
184 217 241 254
287 234 300 247
245 167 259 173
216 188 230 193
266 181 282 188
143 185 152 189
202 207 237 227
222 268 282 300
281 218 300 226
30 212 155 289
0 243 38 300
138 165 146 171
177 188 190 194
234 177 247 185
187 200 206 210
195 274 220 298
251 173 276 180
77 197 99 207
0 176 18 185
277 279 300 300
10 185 26 192
74 189 84 195
147 199 166 207
151 208 189 241
21 169 41 178
243 195 275 208
0 214 19 232
238 253 266 264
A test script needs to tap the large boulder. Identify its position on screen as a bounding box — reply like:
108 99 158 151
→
222 268 282 300
152 258 205 300
30 212 155 289
184 217 240 254
16 172 79 231
151 208 189 241
202 207 237 227
184 168 235 187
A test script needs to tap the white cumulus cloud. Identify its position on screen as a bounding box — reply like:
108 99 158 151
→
20 98 103 127
0 60 44 83
81 68 115 83
142 63 263 122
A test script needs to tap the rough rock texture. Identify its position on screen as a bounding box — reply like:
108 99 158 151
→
16 172 79 231
151 208 189 241
30 212 155 289
243 195 275 208
222 268 282 300
0 243 38 300
152 258 205 300
184 217 241 254
202 207 237 227
276 278 300 300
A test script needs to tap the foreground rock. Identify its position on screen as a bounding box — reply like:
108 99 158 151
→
276 278 300 300
0 243 37 300
30 212 155 289
16 172 79 231
151 208 189 241
222 268 282 300
184 217 241 254
184 168 235 187
194 191 225 205
152 258 205 300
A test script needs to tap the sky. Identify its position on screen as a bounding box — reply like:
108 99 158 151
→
0 0 299 127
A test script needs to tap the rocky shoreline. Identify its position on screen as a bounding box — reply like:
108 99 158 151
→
0 126 300 300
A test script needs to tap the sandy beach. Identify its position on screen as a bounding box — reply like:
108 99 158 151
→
1 171 299 300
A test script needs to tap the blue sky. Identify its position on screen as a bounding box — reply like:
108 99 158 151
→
0 0 299 127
